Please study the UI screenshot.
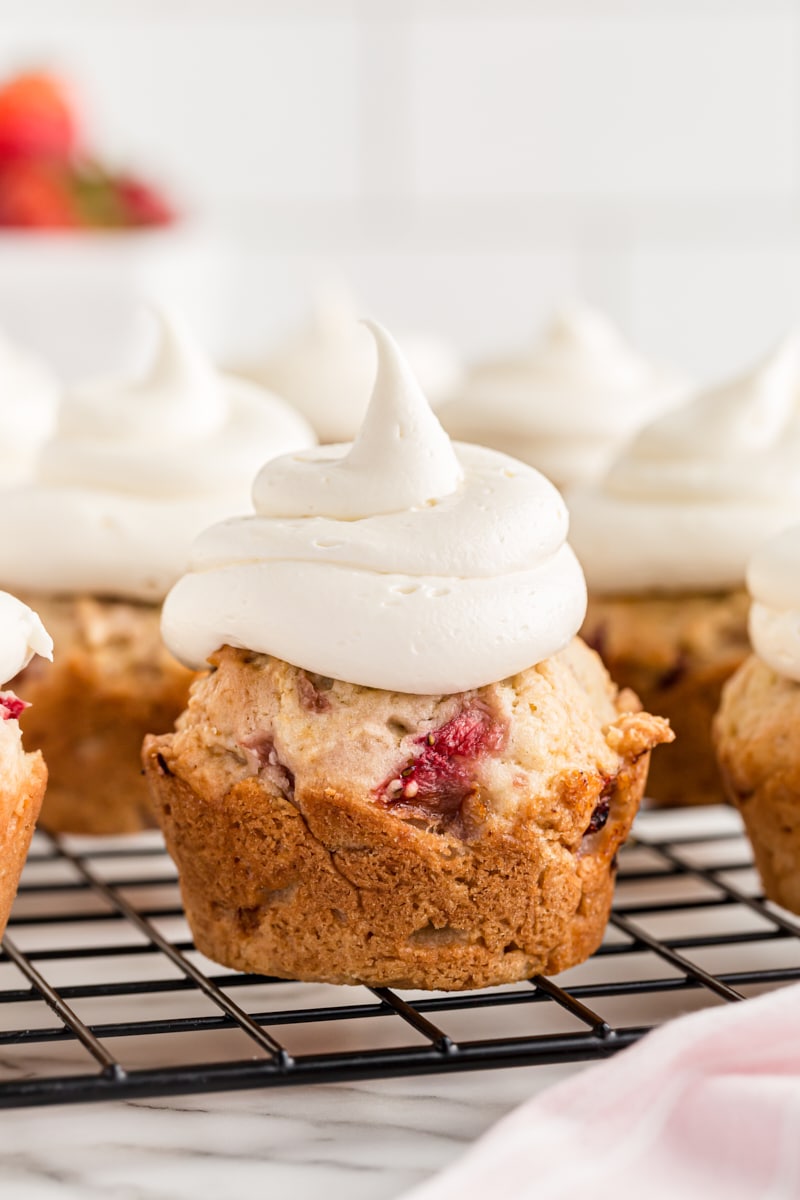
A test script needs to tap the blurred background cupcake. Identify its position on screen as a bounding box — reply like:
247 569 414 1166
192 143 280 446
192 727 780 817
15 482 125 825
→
568 336 800 808
1 306 314 835
237 287 461 443
715 523 800 913
437 305 685 489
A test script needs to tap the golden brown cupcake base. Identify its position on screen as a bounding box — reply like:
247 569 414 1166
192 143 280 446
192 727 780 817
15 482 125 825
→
0 732 46 936
715 655 800 914
12 594 195 835
144 640 672 990
582 590 750 807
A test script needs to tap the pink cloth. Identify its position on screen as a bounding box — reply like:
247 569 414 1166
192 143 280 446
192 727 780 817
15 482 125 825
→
403 983 800 1200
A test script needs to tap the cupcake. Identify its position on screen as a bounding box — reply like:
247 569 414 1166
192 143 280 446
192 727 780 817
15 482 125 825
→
0 307 315 835
0 592 52 935
568 336 800 807
715 525 800 913
0 328 59 485
143 322 672 990
437 305 684 490
241 290 461 442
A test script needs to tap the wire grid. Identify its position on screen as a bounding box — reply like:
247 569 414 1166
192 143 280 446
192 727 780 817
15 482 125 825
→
1 806 799 1109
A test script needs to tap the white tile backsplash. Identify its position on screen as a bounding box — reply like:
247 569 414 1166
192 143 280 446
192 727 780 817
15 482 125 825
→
0 2 798 371
218 245 588 362
629 240 800 380
410 15 798 200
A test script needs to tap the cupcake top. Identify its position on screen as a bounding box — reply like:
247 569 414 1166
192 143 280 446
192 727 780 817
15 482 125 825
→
437 305 684 488
747 524 800 682
567 336 800 595
247 292 461 443
0 308 316 602
0 591 52 690
0 331 59 486
163 320 587 694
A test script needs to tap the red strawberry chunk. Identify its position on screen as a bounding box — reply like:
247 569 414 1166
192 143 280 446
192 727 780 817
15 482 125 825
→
584 774 616 836
378 705 505 819
0 692 28 721
239 730 295 800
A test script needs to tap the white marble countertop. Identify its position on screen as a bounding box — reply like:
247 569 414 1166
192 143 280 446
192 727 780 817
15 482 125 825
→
0 1063 583 1199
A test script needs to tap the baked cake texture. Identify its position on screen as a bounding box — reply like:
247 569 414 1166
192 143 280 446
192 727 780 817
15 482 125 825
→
715 655 800 914
14 593 194 834
582 590 749 807
144 639 672 990
0 704 46 935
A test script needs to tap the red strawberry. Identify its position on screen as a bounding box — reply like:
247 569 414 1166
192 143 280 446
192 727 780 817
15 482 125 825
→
115 174 174 227
0 692 28 721
378 705 505 820
0 159 80 228
0 73 77 163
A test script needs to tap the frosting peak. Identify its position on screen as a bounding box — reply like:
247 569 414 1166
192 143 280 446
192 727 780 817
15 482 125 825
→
163 321 586 693
613 336 800 481
534 306 650 389
437 305 684 488
0 592 52 688
253 321 462 521
247 291 461 444
58 308 226 443
568 335 800 594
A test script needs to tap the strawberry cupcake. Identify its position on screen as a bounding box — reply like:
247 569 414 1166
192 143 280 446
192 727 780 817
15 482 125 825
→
569 336 800 807
0 307 315 834
437 305 685 490
715 525 800 913
0 592 52 936
144 322 671 990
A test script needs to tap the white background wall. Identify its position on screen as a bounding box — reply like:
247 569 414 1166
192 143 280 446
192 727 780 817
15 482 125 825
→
1 0 799 380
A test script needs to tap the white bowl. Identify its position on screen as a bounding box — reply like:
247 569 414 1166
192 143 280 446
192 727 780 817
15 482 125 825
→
0 224 231 381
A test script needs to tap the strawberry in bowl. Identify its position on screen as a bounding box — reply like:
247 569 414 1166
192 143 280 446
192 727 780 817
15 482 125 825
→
0 70 174 230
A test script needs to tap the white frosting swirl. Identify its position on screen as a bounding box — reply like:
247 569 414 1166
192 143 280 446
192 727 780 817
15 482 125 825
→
248 292 461 443
0 332 59 486
0 592 52 688
567 336 800 594
163 321 586 694
437 306 684 487
748 524 800 681
0 308 316 602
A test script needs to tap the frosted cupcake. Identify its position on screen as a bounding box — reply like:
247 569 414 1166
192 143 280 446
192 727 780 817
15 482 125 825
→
437 306 684 489
0 593 52 936
569 336 800 807
0 328 59 485
144 322 671 991
715 525 800 912
242 291 461 442
1 307 315 834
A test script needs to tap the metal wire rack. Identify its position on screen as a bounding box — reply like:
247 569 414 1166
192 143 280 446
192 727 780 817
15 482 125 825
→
1 806 798 1109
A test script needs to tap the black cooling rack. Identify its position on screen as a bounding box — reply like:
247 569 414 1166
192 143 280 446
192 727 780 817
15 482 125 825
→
1 806 799 1109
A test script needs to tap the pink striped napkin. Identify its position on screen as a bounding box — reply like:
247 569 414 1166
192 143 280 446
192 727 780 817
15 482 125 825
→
403 983 800 1200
